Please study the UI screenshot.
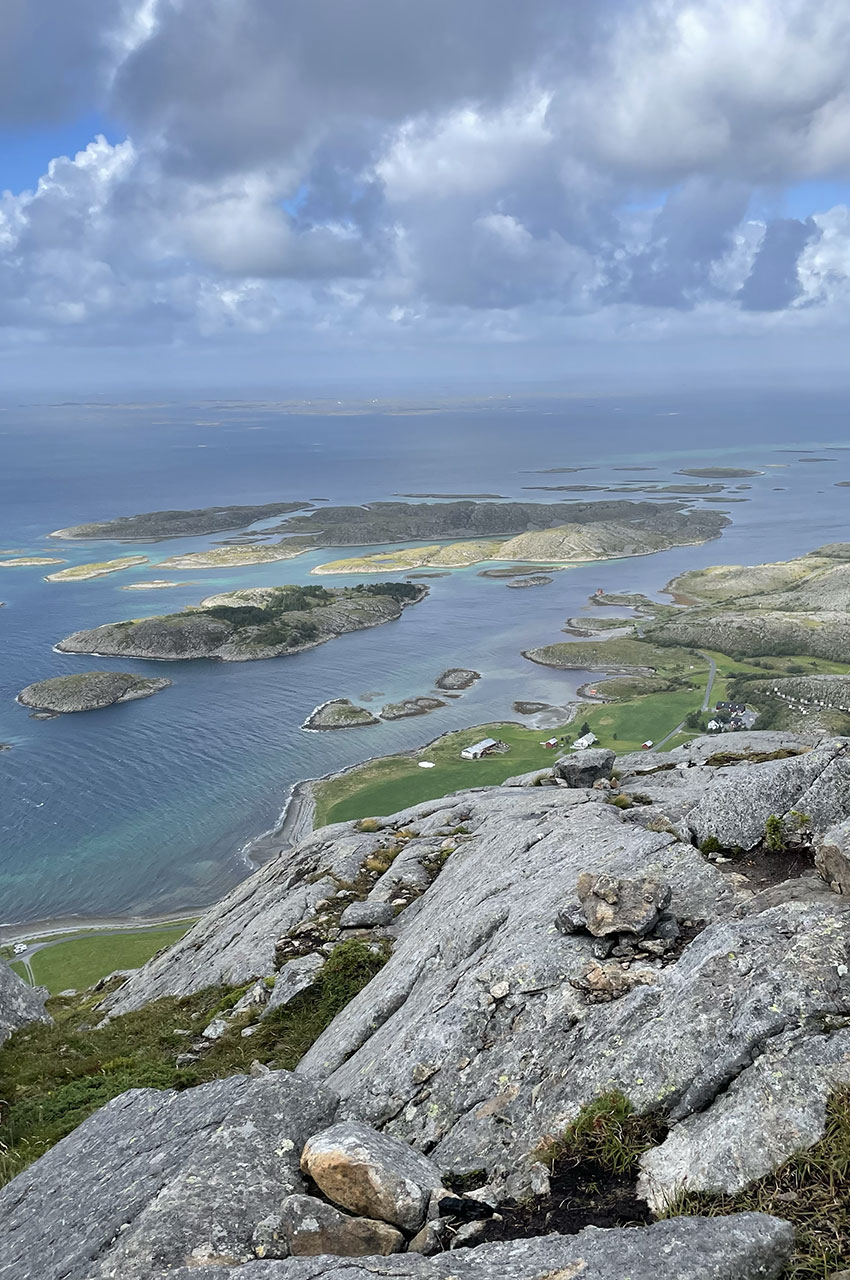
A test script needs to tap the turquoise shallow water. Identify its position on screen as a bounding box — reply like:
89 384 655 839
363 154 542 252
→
0 389 848 924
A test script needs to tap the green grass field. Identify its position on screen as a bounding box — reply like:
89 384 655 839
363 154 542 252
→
11 923 194 994
314 646 850 828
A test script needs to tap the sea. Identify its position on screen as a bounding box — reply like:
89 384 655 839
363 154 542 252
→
1 387 848 927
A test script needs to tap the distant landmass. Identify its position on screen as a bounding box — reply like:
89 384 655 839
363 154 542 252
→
50 502 309 541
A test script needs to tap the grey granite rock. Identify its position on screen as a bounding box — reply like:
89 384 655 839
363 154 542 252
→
278 1194 404 1256
0 1070 338 1280
815 817 850 894
0 959 50 1046
262 954 325 1019
639 1026 850 1209
152 1213 794 1279
685 740 850 850
301 1121 443 1232
340 900 395 929
554 747 615 788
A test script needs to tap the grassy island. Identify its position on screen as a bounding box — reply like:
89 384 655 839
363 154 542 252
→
56 582 427 663
45 556 148 582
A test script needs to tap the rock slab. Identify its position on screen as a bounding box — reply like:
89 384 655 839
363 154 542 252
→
0 959 50 1046
0 1070 338 1280
279 1194 404 1256
151 1213 794 1279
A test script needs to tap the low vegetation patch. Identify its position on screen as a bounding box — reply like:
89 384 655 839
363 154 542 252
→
482 1093 666 1242
667 1087 850 1279
0 940 387 1188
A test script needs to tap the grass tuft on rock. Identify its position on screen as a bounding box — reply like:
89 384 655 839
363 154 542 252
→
0 940 387 1188
538 1091 666 1176
665 1087 850 1279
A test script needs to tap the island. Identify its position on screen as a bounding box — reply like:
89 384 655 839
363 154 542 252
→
45 556 148 582
302 699 379 729
49 502 309 541
380 696 445 719
507 574 552 588
435 668 480 690
121 580 191 591
55 582 427 663
156 536 319 570
17 672 171 714
311 512 728 574
676 467 762 479
0 557 65 567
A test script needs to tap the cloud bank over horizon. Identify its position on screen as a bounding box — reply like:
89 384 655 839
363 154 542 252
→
1 0 849 387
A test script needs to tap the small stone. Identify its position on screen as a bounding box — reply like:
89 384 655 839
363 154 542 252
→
555 902 585 935
200 1016 229 1041
279 1193 404 1257
412 1062 439 1085
240 1026 256 1037
489 981 510 1000
249 1060 271 1078
450 1219 489 1249
175 1053 198 1068
529 1161 551 1197
407 1220 448 1255
252 1214 290 1259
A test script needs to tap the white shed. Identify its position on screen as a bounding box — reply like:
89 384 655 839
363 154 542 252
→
572 732 598 750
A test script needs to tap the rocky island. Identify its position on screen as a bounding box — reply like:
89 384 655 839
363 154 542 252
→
49 502 309 541
379 696 445 719
302 700 380 730
435 668 480 690
148 499 729 573
17 671 171 713
55 582 427 663
2 729 849 1276
0 556 65 567
45 555 148 582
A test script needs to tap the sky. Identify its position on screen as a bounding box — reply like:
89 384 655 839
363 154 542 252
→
1 0 849 392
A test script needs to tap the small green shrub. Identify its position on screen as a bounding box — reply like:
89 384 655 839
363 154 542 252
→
764 814 786 852
700 836 722 855
608 794 633 809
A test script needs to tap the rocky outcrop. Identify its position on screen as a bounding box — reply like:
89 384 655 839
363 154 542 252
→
302 700 380 730
553 747 615 788
815 817 850 894
152 1214 794 1279
0 1070 338 1279
380 697 445 720
17 671 171 713
435 669 480 690
0 960 50 1045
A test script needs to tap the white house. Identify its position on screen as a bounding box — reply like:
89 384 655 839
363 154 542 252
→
461 737 499 760
572 732 598 750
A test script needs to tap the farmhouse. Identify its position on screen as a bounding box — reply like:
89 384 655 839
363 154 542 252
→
572 731 598 750
460 737 500 760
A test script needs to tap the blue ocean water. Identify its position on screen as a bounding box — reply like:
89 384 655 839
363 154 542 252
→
0 389 848 925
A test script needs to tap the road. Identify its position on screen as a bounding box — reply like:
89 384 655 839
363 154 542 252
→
654 652 718 751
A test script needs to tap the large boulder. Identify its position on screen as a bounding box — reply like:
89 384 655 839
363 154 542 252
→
0 958 50 1045
553 747 615 788
301 1122 443 1232
0 1070 338 1280
152 1213 794 1279
575 872 672 937
815 817 850 894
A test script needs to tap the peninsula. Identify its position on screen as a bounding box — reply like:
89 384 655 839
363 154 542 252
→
49 502 309 541
17 671 171 713
55 582 427 663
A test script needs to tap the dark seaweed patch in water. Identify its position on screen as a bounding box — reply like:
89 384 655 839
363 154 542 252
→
481 1158 653 1242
